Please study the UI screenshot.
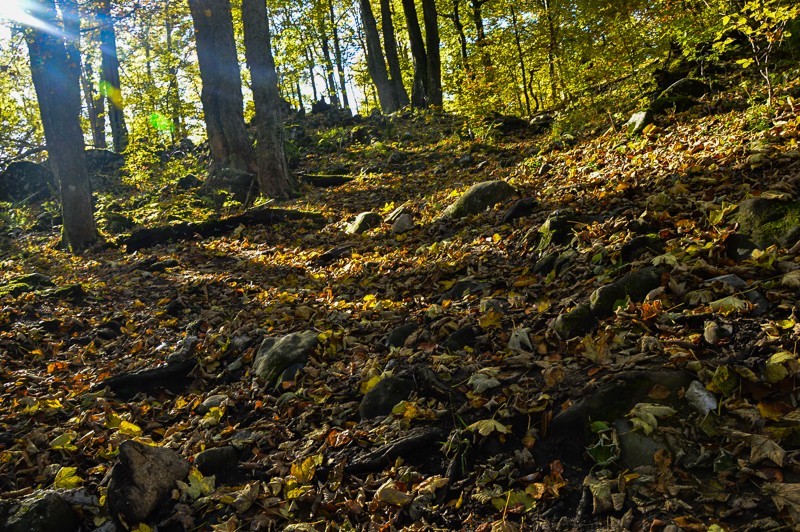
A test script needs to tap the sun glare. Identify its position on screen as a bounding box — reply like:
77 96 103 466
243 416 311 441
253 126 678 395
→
0 0 62 35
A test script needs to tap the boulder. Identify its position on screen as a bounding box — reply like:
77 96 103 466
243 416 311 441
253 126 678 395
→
444 324 476 351
385 323 418 349
359 375 415 419
346 212 382 234
107 440 190 525
536 209 586 251
502 197 538 224
84 149 124 175
441 180 516 219
5 491 79 532
625 110 653 136
176 174 202 190
203 168 255 204
0 161 54 202
391 213 414 234
620 235 664 263
253 330 318 383
736 196 800 249
194 446 240 482
552 304 597 340
589 267 661 317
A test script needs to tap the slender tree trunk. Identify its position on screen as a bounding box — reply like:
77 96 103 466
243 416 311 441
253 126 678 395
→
540 0 558 104
380 0 409 107
165 4 183 142
25 0 97 251
188 0 256 175
296 80 304 111
303 44 319 101
98 0 128 153
319 31 339 107
359 0 399 112
81 62 107 148
451 0 468 69
421 0 442 106
242 0 298 200
400 0 429 107
510 6 530 115
328 0 350 109
470 0 491 68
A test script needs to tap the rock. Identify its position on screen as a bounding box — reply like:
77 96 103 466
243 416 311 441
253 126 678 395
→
626 110 652 136
195 394 227 415
444 325 476 351
613 419 670 469
391 213 414 234
536 209 585 250
194 446 240 481
736 196 800 249
725 233 758 260
705 274 769 315
5 491 79 532
534 250 576 277
529 113 554 133
311 98 332 114
385 323 418 349
203 168 255 204
589 267 661 317
552 304 597 340
620 235 664 263
502 197 537 224
177 174 202 190
314 245 353 265
0 161 55 202
0 273 55 298
658 78 710 100
350 125 371 144
387 151 407 164
441 180 516 219
628 218 658 234
84 148 124 175
253 330 318 383
384 205 412 224
438 280 486 303
346 212 382 234
359 375 415 419
107 440 190 525
685 380 718 416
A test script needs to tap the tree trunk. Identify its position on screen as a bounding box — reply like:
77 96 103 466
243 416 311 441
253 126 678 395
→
400 0 429 107
242 0 299 200
81 62 107 149
451 0 468 69
380 0 409 107
421 0 442 106
540 0 559 104
165 3 184 142
470 0 491 68
98 0 129 153
188 0 256 175
358 0 399 113
510 6 530 115
296 80 305 111
328 0 350 109
303 44 319 102
319 31 339 107
25 0 97 252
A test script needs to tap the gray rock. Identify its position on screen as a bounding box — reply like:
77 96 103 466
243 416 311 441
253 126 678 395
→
346 212 383 234
536 209 585 251
359 375 415 419
626 110 652 136
552 304 597 340
620 235 664 263
385 323 418 349
391 213 415 234
107 440 190 525
6 491 79 532
441 180 516 219
444 325 476 351
657 78 710 100
384 205 412 224
177 174 202 190
613 419 670 469
685 380 718 416
194 446 240 480
534 250 577 277
195 394 227 415
502 197 538 224
84 148 124 175
203 167 255 204
736 197 800 249
705 274 769 315
0 161 55 202
438 280 486 303
253 330 318 383
589 267 661 317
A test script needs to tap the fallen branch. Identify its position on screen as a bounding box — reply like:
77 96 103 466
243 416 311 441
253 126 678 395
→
120 206 325 252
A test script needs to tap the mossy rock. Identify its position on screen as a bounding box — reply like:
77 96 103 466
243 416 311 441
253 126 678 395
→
552 304 597 340
6 491 79 532
736 197 800 249
441 180 516 219
589 267 661 317
537 209 586 251
0 273 54 298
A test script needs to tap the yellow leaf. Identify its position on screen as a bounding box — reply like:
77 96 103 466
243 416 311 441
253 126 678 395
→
177 468 215 500
290 454 323 484
54 466 83 488
118 420 143 437
478 309 503 329
130 524 153 532
466 419 511 436
50 432 78 451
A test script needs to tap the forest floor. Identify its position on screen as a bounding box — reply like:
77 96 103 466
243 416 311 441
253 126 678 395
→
2 68 800 531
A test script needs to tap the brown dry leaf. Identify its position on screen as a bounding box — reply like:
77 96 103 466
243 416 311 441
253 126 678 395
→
764 483 800 523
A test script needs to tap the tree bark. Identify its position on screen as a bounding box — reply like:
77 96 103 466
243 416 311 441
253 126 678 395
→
188 0 256 175
510 5 530 115
450 0 468 69
421 0 442 106
242 0 299 200
379 0 409 107
165 3 184 142
24 0 97 252
400 0 429 108
358 0 399 112
328 0 350 109
98 0 129 153
319 31 339 107
81 59 107 149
